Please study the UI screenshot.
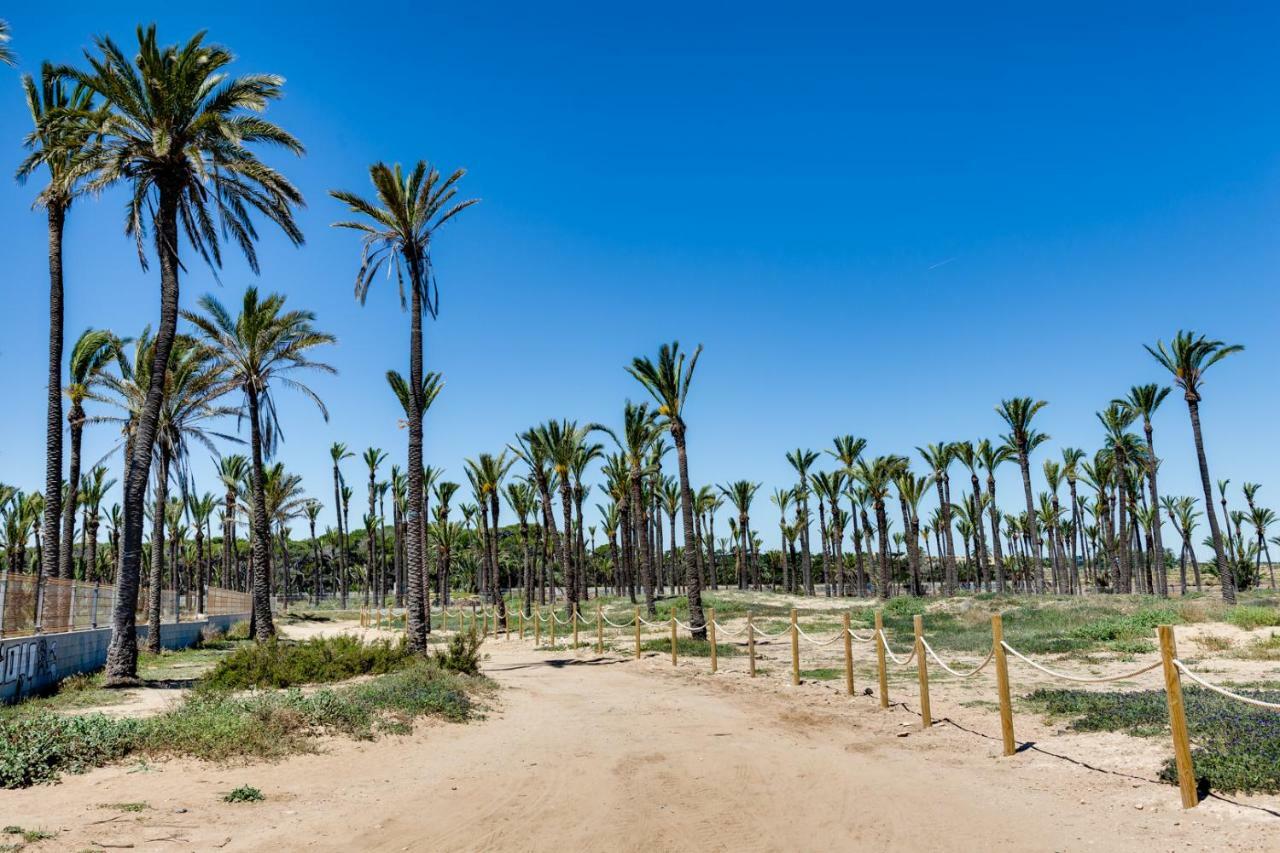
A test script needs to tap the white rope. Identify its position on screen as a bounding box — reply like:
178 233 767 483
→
920 638 994 678
1173 660 1280 711
601 613 636 629
675 619 697 631
795 625 843 647
1001 642 1161 684
877 630 916 666
848 629 876 643
751 622 791 639
712 620 746 639
637 616 665 628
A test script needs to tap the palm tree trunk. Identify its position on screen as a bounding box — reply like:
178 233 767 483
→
58 412 85 580
145 445 170 654
41 203 66 587
558 478 576 616
246 386 276 639
672 424 705 638
874 499 891 597
1185 400 1233 602
106 183 181 684
1016 449 1042 593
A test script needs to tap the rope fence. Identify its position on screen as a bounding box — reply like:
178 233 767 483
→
384 598 1280 812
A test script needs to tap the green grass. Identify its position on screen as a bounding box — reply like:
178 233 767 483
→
200 634 412 690
99 802 147 813
1232 632 1280 661
638 638 740 658
799 668 844 681
3 827 55 844
0 658 488 789
1227 604 1280 631
1025 685 1280 794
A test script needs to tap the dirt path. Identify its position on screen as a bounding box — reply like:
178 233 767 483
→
6 623 1280 852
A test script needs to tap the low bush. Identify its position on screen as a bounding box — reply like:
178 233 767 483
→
434 631 484 676
223 785 264 803
638 638 739 658
201 634 412 690
1026 685 1280 794
1227 605 1280 631
0 659 485 788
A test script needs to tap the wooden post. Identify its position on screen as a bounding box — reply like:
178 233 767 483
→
914 614 931 728
549 607 556 647
596 605 603 654
535 608 542 646
747 613 756 677
875 610 888 708
634 607 641 659
670 612 678 666
790 608 800 686
992 614 1015 756
708 608 718 673
573 607 580 651
842 612 854 696
519 609 525 640
1160 624 1199 808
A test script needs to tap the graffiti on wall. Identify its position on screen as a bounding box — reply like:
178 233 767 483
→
1 637 58 686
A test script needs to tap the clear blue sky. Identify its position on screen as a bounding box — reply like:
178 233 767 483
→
1 3 1276 552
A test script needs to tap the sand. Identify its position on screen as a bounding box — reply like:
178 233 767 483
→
5 618 1280 852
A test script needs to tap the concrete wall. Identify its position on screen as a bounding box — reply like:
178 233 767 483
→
0 612 248 703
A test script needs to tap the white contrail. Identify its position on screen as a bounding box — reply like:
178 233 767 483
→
927 257 956 270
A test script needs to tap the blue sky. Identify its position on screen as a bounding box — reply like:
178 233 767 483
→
1 3 1276 553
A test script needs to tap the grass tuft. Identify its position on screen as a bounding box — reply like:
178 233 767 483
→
222 785 264 803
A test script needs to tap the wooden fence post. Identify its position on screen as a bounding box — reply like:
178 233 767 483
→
875 610 889 708
535 608 542 646
747 613 756 677
843 612 854 696
1160 624 1199 809
914 614 932 728
634 607 641 659
992 614 1016 756
790 608 800 685
596 604 604 653
708 607 718 673
572 607 579 652
519 609 525 640
549 607 556 647
670 612 678 666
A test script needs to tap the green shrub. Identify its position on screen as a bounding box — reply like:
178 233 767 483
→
201 634 412 690
222 785 264 803
883 597 927 618
1026 685 1280 794
638 638 739 658
0 713 139 788
1227 605 1280 631
434 631 484 675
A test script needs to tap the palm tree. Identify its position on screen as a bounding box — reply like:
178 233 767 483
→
1146 331 1244 603
770 487 794 592
18 65 97 585
56 329 120 578
79 466 115 583
216 455 249 589
531 420 589 616
829 435 868 596
596 403 662 613
785 448 820 595
68 27 305 683
184 287 335 640
331 161 477 651
628 342 707 638
464 452 515 618
977 439 1013 592
995 398 1050 592
853 455 901 597
0 20 13 66
894 468 930 596
918 443 959 595
506 481 537 615
720 480 762 591
360 447 387 607
328 443 353 606
187 490 216 612
1117 384 1172 596
304 500 323 605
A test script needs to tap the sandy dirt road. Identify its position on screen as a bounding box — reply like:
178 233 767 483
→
6 622 1280 852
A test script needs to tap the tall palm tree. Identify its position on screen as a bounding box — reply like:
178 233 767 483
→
596 403 662 612
770 487 794 592
68 27 305 683
184 287 335 640
977 439 1013 592
216 455 249 589
304 499 323 605
57 329 119 578
18 65 96 585
918 443 959 595
328 443 353 606
628 342 707 638
829 435 868 596
720 480 762 591
785 448 820 595
1146 331 1243 604
361 448 387 606
79 466 115 583
331 161 477 651
1117 384 1172 596
506 481 537 615
186 490 216 612
995 398 1050 592
531 420 588 615
853 455 901 597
